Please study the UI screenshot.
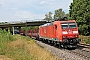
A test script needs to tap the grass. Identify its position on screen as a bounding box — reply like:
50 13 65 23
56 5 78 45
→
8 35 59 60
0 29 59 60
0 29 15 55
79 35 90 44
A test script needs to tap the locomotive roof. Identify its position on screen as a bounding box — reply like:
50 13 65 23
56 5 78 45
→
58 20 76 23
40 22 54 27
40 20 76 27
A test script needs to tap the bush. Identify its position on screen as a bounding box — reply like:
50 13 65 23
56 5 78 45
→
80 35 90 44
0 28 14 55
78 24 89 36
0 29 14 42
86 36 90 44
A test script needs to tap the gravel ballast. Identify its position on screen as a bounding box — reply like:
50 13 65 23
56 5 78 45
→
36 41 87 60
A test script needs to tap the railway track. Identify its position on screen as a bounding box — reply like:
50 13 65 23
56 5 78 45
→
35 40 90 60
59 44 90 60
64 47 90 60
78 43 90 49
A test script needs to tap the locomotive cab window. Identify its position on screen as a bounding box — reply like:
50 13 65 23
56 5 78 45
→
61 22 76 29
69 22 76 28
61 23 68 29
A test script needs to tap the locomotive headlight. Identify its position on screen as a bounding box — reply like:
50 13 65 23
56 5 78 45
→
75 35 78 38
62 31 68 34
73 31 78 34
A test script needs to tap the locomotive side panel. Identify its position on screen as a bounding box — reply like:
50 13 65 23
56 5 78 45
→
46 25 55 39
39 23 55 40
39 26 45 38
53 21 63 42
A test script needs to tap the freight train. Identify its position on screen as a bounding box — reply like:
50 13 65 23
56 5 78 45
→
20 20 80 48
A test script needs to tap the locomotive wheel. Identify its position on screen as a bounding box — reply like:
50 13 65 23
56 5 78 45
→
47 40 50 44
50 41 54 46
63 45 68 49
53 41 57 47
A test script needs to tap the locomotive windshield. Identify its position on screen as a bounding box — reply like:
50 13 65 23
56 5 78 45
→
69 22 76 28
61 23 68 29
61 22 76 29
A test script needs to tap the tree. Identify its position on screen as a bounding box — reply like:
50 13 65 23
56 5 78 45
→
21 26 39 31
44 12 53 22
69 0 90 35
54 8 66 20
44 8 69 21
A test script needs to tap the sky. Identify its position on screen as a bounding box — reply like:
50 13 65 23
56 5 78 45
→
0 0 72 22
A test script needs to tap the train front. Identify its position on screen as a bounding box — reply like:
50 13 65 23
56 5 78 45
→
60 20 80 48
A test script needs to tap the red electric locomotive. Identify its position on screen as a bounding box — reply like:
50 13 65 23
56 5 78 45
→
39 20 80 48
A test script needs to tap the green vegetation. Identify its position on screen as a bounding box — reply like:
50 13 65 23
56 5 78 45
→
0 29 59 60
80 35 90 44
21 26 39 31
44 8 68 22
0 29 14 55
54 9 67 20
45 12 53 22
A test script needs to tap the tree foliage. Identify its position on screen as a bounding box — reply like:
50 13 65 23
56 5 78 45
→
54 9 66 20
44 12 53 22
21 26 39 31
69 0 90 35
44 8 68 22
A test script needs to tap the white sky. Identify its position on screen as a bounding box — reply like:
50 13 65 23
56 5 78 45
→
0 0 72 22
